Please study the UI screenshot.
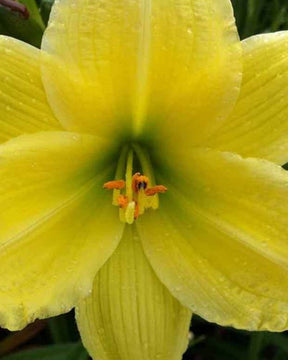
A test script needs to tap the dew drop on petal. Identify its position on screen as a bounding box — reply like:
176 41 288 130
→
97 327 105 335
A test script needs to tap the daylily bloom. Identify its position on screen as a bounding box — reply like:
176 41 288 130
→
1 0 288 358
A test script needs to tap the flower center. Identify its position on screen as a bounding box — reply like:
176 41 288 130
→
103 145 167 224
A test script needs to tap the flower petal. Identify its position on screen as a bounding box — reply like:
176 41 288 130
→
41 0 241 145
208 31 288 165
138 148 288 331
0 36 60 143
0 131 123 331
76 225 192 360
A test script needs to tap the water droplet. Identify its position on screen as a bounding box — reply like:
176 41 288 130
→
98 327 105 335
57 22 65 30
188 331 194 341
3 75 9 83
187 26 193 35
48 22 55 29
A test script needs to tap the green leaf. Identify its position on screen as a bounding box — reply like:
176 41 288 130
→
1 342 89 360
0 0 44 47
40 0 54 25
21 0 45 29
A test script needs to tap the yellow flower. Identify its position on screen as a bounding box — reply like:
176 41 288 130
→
1 0 288 358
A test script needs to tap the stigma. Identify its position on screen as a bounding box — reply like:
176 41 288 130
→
103 172 167 224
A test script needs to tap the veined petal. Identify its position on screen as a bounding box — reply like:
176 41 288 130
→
138 148 288 331
208 31 288 165
0 131 123 331
76 225 192 360
41 0 241 145
0 36 60 143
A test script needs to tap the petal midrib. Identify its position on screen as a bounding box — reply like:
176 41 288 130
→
1 169 111 250
160 176 288 270
133 0 152 136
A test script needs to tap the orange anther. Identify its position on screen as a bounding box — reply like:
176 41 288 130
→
103 180 126 190
103 171 167 223
145 185 168 196
132 172 150 193
117 195 129 208
134 202 140 220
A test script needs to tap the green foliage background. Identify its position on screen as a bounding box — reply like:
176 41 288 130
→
0 0 287 359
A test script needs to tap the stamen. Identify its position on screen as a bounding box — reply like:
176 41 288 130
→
112 146 129 206
117 195 129 208
125 201 136 225
125 150 134 202
103 180 126 190
0 0 29 19
104 172 167 223
132 173 149 193
103 146 167 224
134 202 140 220
145 185 168 196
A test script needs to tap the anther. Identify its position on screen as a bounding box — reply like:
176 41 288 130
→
132 173 149 193
134 202 140 220
117 195 129 208
145 185 168 196
103 180 125 190
104 171 167 223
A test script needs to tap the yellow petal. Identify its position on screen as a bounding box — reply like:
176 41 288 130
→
0 131 123 331
0 36 60 143
41 0 241 145
76 225 192 360
138 148 288 331
208 31 288 165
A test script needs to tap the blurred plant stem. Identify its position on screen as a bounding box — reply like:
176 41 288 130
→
0 320 46 357
248 332 264 360
0 0 29 19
